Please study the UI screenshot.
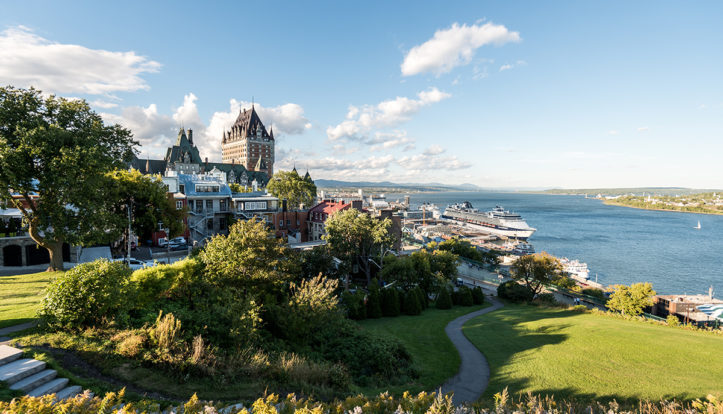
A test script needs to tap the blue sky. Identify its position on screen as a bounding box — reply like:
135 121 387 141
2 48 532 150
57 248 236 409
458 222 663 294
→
2 1 722 188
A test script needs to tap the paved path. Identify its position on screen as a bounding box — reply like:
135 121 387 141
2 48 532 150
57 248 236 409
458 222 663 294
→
440 296 503 405
0 321 37 344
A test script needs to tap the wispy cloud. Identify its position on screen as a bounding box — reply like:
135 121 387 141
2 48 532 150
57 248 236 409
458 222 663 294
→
0 26 160 96
637 126 649 132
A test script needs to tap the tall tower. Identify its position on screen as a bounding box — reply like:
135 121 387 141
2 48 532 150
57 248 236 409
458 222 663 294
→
221 105 275 176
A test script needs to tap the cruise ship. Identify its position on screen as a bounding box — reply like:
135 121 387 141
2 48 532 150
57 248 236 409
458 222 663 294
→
559 257 590 281
442 202 536 240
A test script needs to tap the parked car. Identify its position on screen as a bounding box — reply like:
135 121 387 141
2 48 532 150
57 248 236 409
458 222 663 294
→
170 243 188 251
113 257 149 271
157 237 168 247
170 236 186 245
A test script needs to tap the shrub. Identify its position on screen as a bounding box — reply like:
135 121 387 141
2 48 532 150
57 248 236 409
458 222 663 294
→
38 259 133 329
381 288 401 317
582 287 606 301
667 314 681 326
435 288 452 309
415 287 428 309
534 292 558 305
130 257 203 309
112 330 148 358
458 286 474 306
472 286 485 304
149 311 183 354
571 304 587 312
497 280 534 303
402 289 422 315
366 279 383 319
342 290 367 320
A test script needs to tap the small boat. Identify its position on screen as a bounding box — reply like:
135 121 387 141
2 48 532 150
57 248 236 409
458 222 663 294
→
694 221 701 230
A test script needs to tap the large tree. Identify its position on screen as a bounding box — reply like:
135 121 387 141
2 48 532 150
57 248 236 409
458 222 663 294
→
606 282 656 316
510 252 563 297
266 169 317 210
107 169 186 247
0 87 137 270
324 208 393 286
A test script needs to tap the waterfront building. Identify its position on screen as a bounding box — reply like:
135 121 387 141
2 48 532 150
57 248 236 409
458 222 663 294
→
221 106 275 177
651 292 723 327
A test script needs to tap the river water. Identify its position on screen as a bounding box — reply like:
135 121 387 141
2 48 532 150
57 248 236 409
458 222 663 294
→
396 191 722 296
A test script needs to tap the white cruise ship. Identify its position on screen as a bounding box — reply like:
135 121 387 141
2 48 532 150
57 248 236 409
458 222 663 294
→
442 202 536 240
559 257 590 281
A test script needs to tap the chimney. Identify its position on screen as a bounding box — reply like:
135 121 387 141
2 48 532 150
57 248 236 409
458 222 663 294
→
188 129 193 144
205 157 208 164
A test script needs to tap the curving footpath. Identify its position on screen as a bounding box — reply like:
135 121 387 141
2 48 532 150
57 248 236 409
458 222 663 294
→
440 296 503 405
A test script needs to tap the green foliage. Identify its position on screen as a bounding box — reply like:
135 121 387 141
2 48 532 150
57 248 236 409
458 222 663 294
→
402 289 422 315
455 286 474 306
667 314 681 326
107 168 186 240
38 259 132 329
497 280 535 303
324 209 393 283
130 257 203 309
272 275 343 344
229 182 253 193
0 86 137 270
366 279 383 318
381 287 401 317
266 169 317 209
341 290 367 320
298 245 340 280
414 286 429 309
582 287 607 301
430 237 499 265
435 288 452 309
382 249 457 295
534 292 559 305
472 286 485 304
200 218 296 289
606 282 656 316
510 252 563 297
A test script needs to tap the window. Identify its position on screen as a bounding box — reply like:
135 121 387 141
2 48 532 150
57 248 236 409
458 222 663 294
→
279 220 284 228
220 200 227 212
207 219 214 230
219 217 226 230
206 200 213 211
286 219 291 226
176 201 183 210
245 201 267 210
196 184 220 193
179 184 185 194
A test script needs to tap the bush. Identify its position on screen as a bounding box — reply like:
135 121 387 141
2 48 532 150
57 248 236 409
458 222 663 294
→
414 287 428 309
582 288 606 301
534 292 558 305
130 257 203 309
472 286 485 304
38 259 133 329
667 314 681 326
497 281 534 303
366 279 383 319
571 304 587 312
402 289 422 315
457 286 474 306
435 288 452 309
381 288 401 317
342 290 367 320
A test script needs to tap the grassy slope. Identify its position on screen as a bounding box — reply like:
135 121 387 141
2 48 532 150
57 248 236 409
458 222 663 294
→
357 304 489 396
0 271 59 328
464 304 723 403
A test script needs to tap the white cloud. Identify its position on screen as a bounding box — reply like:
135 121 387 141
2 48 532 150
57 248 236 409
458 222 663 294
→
369 131 416 152
398 151 470 171
499 60 527 72
326 87 451 141
90 99 119 109
103 94 310 161
637 126 649 132
0 26 160 95
608 130 620 135
401 22 521 76
423 145 445 156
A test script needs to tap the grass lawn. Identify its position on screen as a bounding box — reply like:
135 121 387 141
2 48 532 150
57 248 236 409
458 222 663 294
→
464 304 723 403
0 271 59 329
357 303 489 396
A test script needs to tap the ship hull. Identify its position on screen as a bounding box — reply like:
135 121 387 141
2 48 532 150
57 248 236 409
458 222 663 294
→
442 216 536 240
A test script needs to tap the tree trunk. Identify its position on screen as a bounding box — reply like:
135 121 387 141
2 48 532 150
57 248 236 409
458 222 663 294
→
46 242 64 272
27 219 65 271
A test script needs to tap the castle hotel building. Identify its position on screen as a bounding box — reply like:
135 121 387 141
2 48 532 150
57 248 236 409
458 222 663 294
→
222 106 274 177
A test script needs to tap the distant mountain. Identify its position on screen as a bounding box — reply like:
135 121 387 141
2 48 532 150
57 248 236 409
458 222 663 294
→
314 179 482 191
543 187 723 196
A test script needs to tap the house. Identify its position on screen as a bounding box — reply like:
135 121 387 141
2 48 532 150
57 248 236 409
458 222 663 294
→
307 200 351 241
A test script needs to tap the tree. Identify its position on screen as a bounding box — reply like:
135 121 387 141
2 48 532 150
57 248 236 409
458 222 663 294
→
107 169 186 244
266 170 317 210
0 87 136 270
510 252 562 298
200 218 297 289
324 209 393 285
606 282 656 316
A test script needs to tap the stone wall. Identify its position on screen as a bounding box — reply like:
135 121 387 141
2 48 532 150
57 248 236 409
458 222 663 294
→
0 236 79 267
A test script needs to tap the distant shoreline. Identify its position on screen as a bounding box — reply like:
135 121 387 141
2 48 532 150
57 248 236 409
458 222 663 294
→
603 200 723 216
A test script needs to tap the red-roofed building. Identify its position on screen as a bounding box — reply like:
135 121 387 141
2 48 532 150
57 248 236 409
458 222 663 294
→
307 200 351 241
